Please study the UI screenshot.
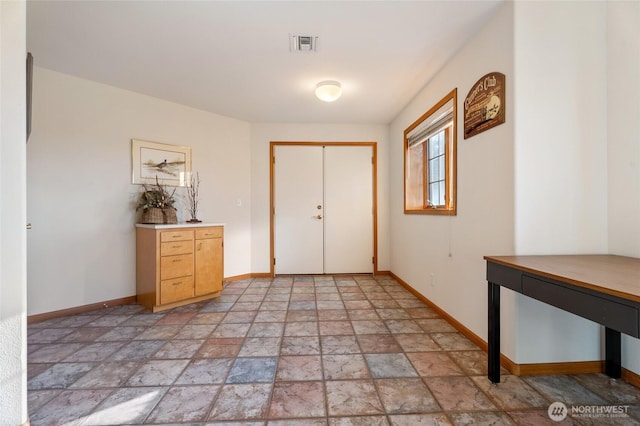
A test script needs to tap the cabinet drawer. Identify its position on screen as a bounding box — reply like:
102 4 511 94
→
196 227 223 239
161 241 193 256
161 230 194 243
161 276 194 304
160 254 194 280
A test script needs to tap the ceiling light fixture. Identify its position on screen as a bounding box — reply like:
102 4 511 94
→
315 81 342 102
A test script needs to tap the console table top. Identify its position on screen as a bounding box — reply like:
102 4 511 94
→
484 255 640 303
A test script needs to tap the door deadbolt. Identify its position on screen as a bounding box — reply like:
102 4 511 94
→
317 205 322 210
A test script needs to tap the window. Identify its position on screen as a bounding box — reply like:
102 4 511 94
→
404 89 457 215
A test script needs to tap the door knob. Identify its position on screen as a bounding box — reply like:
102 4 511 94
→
314 215 323 219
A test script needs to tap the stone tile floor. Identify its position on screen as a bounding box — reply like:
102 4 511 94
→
27 275 640 425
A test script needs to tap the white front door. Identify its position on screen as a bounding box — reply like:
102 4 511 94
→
324 146 373 273
273 144 374 274
273 145 325 274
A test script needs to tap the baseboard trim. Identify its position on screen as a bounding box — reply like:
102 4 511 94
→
247 273 274 279
623 368 640 388
389 271 640 385
28 296 137 324
224 273 254 281
514 361 603 376
230 272 391 279
28 272 266 323
512 361 640 385
390 272 489 351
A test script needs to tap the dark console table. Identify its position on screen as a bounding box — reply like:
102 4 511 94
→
484 255 640 383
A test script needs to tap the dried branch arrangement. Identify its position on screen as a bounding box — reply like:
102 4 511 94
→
187 172 201 223
137 176 177 210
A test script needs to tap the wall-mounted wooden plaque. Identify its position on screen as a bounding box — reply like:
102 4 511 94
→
463 72 505 139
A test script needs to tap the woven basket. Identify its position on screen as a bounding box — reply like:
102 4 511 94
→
141 207 177 224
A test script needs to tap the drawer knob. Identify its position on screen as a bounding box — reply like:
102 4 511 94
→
173 281 182 285
172 259 181 263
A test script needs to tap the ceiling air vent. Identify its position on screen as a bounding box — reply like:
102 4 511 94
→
290 35 318 52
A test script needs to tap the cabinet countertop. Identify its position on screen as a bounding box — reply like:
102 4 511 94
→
136 223 225 229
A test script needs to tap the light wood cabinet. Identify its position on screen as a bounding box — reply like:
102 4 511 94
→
136 224 224 312
195 227 223 296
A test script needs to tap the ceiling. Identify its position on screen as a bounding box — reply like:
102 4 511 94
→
27 1 503 124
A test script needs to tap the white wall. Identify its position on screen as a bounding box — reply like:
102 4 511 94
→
249 123 390 275
0 1 29 423
389 0 640 376
513 2 608 256
512 0 608 365
510 0 640 375
27 68 252 315
607 0 640 375
608 1 640 258
389 2 516 354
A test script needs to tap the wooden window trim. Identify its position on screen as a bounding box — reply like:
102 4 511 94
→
404 88 457 215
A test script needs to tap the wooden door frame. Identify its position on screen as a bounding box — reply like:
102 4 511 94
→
270 141 379 276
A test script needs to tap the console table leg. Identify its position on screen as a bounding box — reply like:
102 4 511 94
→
488 282 500 383
605 327 621 379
